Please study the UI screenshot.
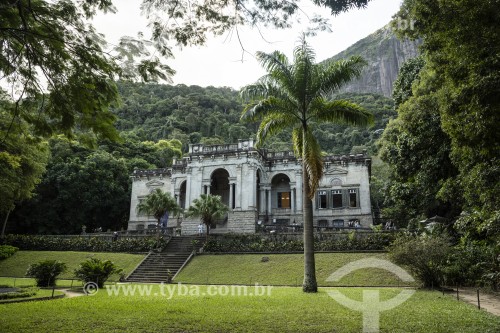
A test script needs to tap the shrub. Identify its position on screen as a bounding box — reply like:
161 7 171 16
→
0 234 167 252
203 233 395 253
388 234 450 288
74 258 123 288
26 260 67 287
0 245 18 259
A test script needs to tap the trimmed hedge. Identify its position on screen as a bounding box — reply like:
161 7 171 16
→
203 232 395 253
0 235 168 253
0 245 19 259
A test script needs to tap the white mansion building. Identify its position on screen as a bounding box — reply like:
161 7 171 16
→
128 139 373 234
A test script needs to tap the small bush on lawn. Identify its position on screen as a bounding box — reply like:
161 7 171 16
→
388 234 450 288
74 258 123 288
26 260 67 287
0 245 18 259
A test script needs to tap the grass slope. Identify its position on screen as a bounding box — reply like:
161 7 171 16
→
0 286 498 332
175 253 416 287
0 251 145 281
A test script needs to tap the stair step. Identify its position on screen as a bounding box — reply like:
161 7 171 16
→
126 236 205 282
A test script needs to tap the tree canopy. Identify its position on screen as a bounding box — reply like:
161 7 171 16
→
390 0 500 242
0 0 174 142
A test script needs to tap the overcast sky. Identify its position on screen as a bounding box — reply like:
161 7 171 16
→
93 0 402 89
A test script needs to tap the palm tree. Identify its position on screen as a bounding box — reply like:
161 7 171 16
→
137 189 181 236
240 35 373 292
185 194 229 240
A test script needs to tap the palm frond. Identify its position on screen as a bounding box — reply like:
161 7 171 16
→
302 129 323 198
241 95 299 123
256 112 300 146
292 35 316 109
136 189 180 221
256 50 291 75
311 98 374 127
291 127 303 157
317 56 367 95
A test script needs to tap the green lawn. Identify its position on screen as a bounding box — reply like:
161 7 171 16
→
0 285 498 332
175 253 417 287
0 251 145 281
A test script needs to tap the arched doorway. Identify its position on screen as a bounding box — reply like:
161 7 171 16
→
210 168 230 206
179 180 187 209
271 173 291 210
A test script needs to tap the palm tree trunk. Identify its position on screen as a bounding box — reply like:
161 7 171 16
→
302 168 318 292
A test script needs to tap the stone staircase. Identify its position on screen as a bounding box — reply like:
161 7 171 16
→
126 236 205 283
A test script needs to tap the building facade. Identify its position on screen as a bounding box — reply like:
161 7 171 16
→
128 139 373 234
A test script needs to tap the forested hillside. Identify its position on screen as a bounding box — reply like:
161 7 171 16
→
113 82 395 155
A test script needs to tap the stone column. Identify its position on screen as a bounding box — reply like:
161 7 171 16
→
186 171 192 207
295 170 303 212
229 182 234 209
259 187 266 214
291 187 296 213
267 188 272 215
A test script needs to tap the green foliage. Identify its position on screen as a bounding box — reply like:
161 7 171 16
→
388 234 451 288
394 0 500 238
185 194 229 237
26 260 67 287
113 82 252 147
203 233 394 252
144 0 371 47
443 242 499 289
74 258 123 288
0 0 173 141
0 105 49 234
0 245 18 260
9 134 182 234
137 189 181 225
113 82 388 155
392 56 425 109
379 65 459 225
1 234 168 252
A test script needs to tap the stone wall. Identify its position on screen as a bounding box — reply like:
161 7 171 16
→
227 210 258 234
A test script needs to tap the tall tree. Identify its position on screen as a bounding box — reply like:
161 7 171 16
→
379 67 459 225
0 104 49 237
185 194 229 240
240 35 373 292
